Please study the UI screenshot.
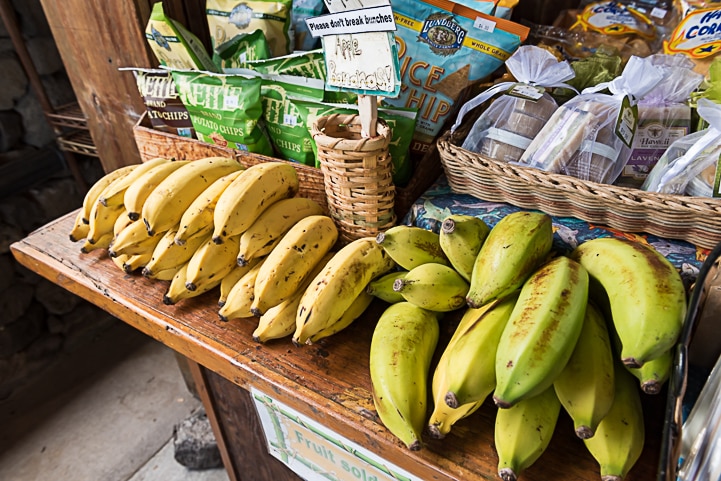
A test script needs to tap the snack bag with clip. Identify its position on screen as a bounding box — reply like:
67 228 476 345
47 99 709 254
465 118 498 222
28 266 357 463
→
212 29 271 71
453 45 577 164
642 97 721 195
519 55 664 184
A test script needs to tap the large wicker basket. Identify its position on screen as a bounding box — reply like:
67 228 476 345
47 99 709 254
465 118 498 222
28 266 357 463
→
437 129 721 250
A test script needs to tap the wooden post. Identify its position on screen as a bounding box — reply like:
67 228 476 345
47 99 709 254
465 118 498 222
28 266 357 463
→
358 94 378 138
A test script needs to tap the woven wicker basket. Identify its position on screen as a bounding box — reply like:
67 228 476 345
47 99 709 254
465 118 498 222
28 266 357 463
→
437 129 721 250
312 114 396 243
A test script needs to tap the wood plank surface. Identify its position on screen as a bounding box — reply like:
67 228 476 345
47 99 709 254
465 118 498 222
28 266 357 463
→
11 210 668 481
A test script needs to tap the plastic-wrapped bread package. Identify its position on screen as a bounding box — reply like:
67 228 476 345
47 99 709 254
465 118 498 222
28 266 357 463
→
451 45 576 164
618 53 704 188
643 98 721 196
519 55 664 185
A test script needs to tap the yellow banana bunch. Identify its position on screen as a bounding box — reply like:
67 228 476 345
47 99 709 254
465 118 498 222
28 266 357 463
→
366 270 407 304
81 232 113 253
109 219 166 258
305 290 374 344
113 210 134 238
583 363 645 480
293 237 395 345
173 170 244 246
163 261 224 305
570 237 686 368
185 234 241 292
375 225 449 270
212 162 300 244
124 160 191 221
219 260 262 308
142 156 243 236
250 215 338 316
237 197 325 266
86 200 126 246
142 229 210 281
369 302 440 451
99 157 171 208
69 209 90 242
439 214 490 282
219 257 268 321
122 252 153 273
110 252 131 272
392 262 469 312
494 256 588 408
553 301 615 439
627 347 673 395
495 385 561 481
78 164 137 225
442 292 518 409
466 211 553 308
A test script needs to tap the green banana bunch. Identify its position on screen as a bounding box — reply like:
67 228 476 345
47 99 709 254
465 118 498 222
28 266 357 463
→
79 164 137 225
375 225 449 270
219 257 268 321
250 215 338 316
570 237 686 368
109 219 166 258
439 214 490 282
369 302 440 451
495 385 561 481
553 300 615 439
185 234 241 292
142 156 243 236
392 263 469 312
237 197 325 266
212 162 300 244
99 157 171 208
466 211 553 308
293 237 395 345
219 259 262 308
173 170 244 246
583 362 645 480
69 209 90 242
124 160 191 221
305 290 374 344
142 229 211 281
494 255 588 408
366 270 407 304
442 293 518 409
627 347 673 395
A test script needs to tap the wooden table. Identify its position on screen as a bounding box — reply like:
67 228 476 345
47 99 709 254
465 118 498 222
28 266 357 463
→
11 210 668 481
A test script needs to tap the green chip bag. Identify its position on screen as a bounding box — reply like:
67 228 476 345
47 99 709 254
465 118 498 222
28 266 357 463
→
213 29 271 71
171 69 273 156
242 49 326 79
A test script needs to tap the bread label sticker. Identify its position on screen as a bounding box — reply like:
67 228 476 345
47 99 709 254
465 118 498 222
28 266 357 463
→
507 83 544 101
573 1 655 39
615 95 638 148
664 7 721 59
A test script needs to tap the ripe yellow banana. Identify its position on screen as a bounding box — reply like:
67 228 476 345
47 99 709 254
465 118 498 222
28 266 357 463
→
553 300 615 439
212 162 300 244
583 362 645 481
237 197 325 266
174 170 244 246
99 157 171 208
109 219 166 258
69 209 90 242
375 225 449 270
142 156 243 236
495 385 561 481
369 302 440 451
87 200 126 245
570 237 686 368
627 347 673 395
185 234 241 292
113 210 134 238
124 160 191 221
163 261 223 305
306 290 374 344
218 257 268 321
466 211 553 309
81 232 113 253
219 259 262 308
251 215 338 316
392 262 469 312
142 228 211 281
80 164 137 224
122 252 153 273
366 270 407 304
110 252 131 272
439 214 490 282
443 293 518 409
293 237 396 346
494 255 589 409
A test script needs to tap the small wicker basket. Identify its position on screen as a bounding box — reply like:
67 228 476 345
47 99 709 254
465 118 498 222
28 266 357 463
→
312 114 396 243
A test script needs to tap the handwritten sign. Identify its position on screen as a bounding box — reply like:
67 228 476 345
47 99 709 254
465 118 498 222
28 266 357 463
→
306 5 396 37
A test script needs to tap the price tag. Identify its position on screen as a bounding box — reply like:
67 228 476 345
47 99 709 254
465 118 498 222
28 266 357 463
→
224 95 239 109
507 83 544 101
615 95 638 148
474 16 496 33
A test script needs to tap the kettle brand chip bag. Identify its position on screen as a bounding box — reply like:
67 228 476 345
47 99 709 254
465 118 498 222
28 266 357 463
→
384 0 528 156
170 69 273 155
213 29 271 70
242 49 327 79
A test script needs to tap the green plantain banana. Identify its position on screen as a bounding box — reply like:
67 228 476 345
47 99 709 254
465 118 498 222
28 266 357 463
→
124 160 191 221
250 215 338 316
306 290 374 344
466 211 553 308
439 214 490 282
393 262 469 312
109 219 166 258
142 156 243 236
553 300 615 439
366 270 407 304
69 209 90 242
80 164 137 224
494 255 588 409
185 234 241 292
374 225 449 270
212 162 299 244
87 200 126 245
583 362 645 481
173 170 244 246
219 259 262 308
218 257 268 321
443 292 518 409
627 347 673 395
142 229 211 281
570 237 686 368
237 197 325 266
495 385 561 481
99 157 171 208
293 237 396 346
369 302 440 451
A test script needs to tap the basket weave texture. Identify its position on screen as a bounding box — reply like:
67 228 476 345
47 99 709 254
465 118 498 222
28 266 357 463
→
312 114 396 243
438 129 721 250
